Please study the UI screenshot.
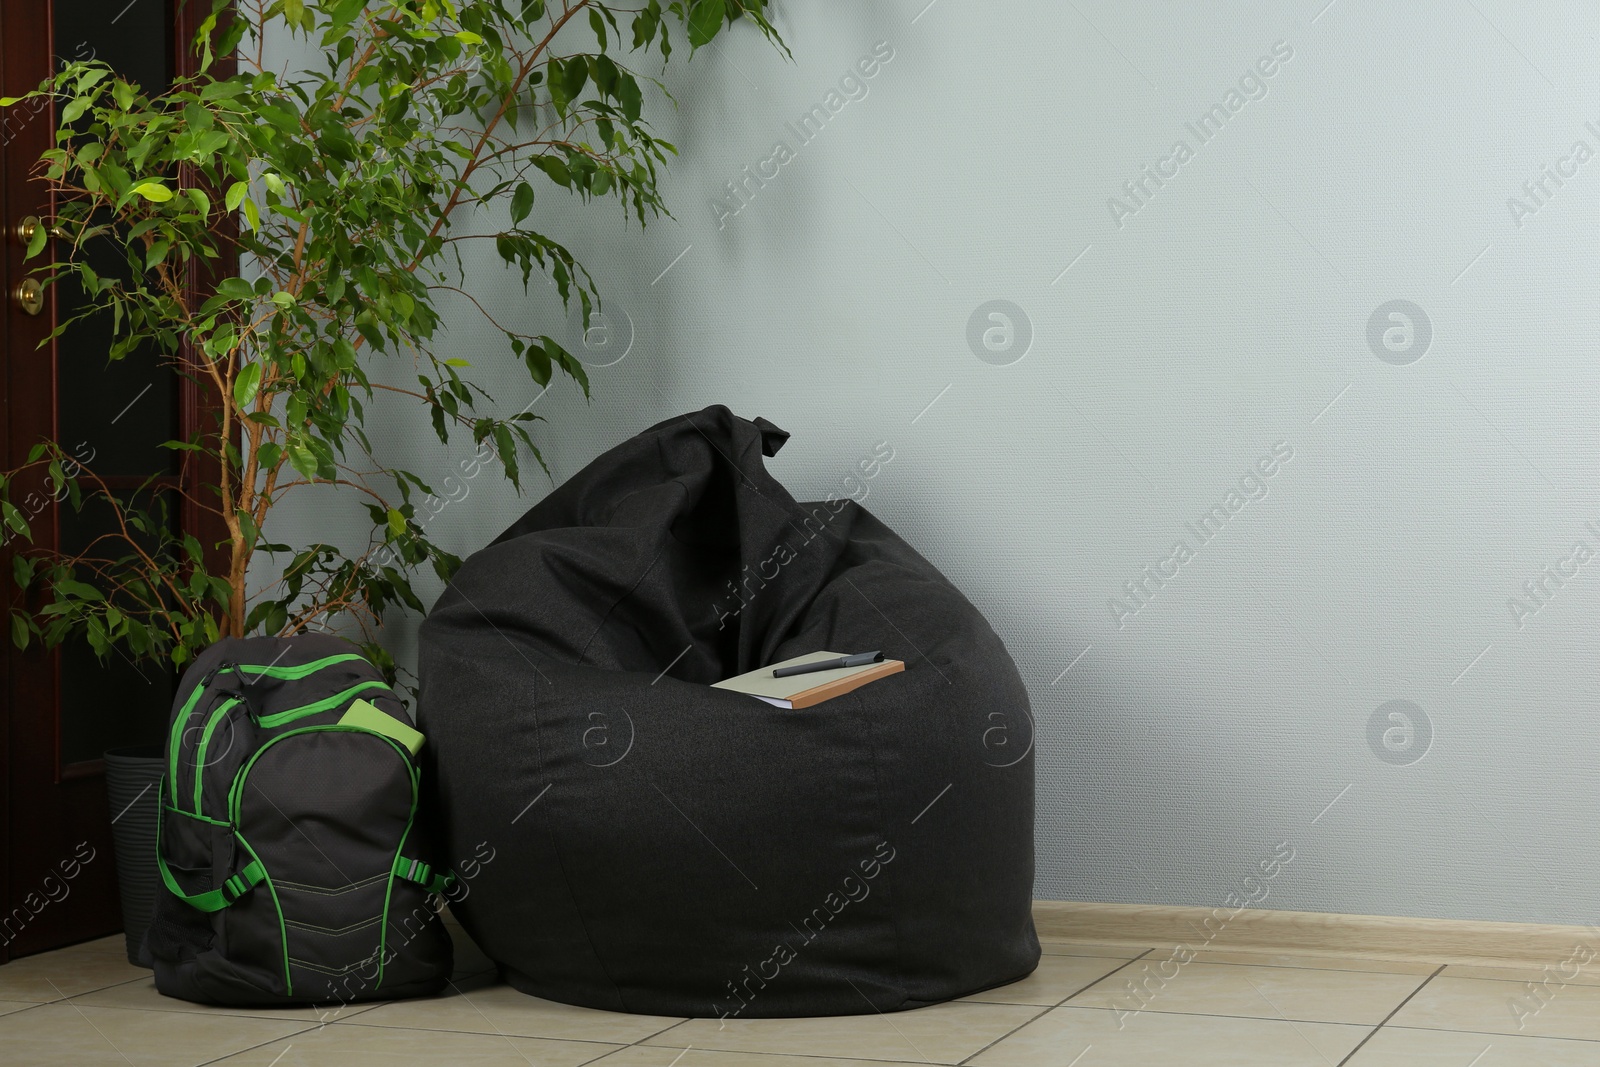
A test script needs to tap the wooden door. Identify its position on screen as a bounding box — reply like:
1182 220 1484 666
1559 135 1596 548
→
0 0 230 961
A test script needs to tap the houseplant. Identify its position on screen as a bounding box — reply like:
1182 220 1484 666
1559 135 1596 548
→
0 0 785 962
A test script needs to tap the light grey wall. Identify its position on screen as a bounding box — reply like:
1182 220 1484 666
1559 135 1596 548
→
265 1 1600 926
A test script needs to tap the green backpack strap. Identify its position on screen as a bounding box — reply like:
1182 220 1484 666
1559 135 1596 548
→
158 852 266 913
154 797 266 912
392 854 454 895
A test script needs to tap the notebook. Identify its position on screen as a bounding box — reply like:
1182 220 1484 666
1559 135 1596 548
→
712 651 906 709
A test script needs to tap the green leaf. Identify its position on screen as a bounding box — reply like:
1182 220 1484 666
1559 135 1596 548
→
56 579 103 601
563 56 588 100
386 508 406 537
688 0 726 50
25 222 47 259
511 181 534 225
287 443 318 480
215 276 254 302
493 423 519 488
2 501 30 539
232 362 262 408
225 180 248 211
131 180 174 202
11 613 27 650
616 74 642 123
533 155 570 188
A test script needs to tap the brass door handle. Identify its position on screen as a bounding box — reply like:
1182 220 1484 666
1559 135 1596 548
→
13 278 44 316
12 216 64 246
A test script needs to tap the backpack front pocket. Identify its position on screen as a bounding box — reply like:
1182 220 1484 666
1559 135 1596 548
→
229 726 418 1001
149 799 235 964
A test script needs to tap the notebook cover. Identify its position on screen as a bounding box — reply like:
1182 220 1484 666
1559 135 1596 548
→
712 651 906 708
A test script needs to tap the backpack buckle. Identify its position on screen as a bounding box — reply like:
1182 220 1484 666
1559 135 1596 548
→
220 871 255 904
393 855 455 896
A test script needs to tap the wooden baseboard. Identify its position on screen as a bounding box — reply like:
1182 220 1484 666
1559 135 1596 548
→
1032 900 1600 969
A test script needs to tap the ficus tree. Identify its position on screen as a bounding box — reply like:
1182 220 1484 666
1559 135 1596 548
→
0 0 785 680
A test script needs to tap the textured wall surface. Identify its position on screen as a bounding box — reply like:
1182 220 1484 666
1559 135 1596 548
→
265 1 1600 926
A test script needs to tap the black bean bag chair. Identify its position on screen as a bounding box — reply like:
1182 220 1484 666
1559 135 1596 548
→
418 405 1037 1018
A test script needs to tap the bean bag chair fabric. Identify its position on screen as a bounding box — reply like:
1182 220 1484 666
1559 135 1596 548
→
418 405 1037 1018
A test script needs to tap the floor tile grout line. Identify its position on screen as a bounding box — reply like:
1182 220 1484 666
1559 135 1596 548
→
632 1036 963 1066
330 1016 651 1047
0 999 54 1022
45 998 385 1024
1239 975 1354 1067
1179 959 1436 978
1054 949 1156 1004
1042 947 1600 984
1037 943 1445 977
34 970 153 1005
954 1010 1068 1066
612 1014 697 1053
640 1044 965 1066
57 968 394 1026
573 1041 633 1067
1334 963 1446 1067
956 950 1153 1066
1376 1021 1600 1045
1042 953 1442 979
1438 971 1600 988
191 1020 328 1067
630 998 1100 1067
434 976 555 1067
1049 1002 1401 1029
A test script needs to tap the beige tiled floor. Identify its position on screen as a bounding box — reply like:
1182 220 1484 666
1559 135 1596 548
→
4 926 1599 1066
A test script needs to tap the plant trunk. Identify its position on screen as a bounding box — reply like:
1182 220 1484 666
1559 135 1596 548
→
227 544 248 637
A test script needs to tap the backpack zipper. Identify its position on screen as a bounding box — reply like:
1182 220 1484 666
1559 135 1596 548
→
171 652 369 810
192 678 393 815
228 725 417 826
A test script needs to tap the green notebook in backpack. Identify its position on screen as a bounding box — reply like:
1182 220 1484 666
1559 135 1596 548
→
144 634 455 1005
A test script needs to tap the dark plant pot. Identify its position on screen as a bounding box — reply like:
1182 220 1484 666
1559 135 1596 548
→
104 744 165 967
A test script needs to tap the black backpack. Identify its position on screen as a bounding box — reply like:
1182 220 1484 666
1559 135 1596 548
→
144 634 455 1005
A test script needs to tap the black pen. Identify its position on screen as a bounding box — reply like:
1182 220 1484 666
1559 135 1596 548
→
773 651 885 678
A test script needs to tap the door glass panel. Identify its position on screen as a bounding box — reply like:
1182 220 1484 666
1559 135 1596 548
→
53 0 181 766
